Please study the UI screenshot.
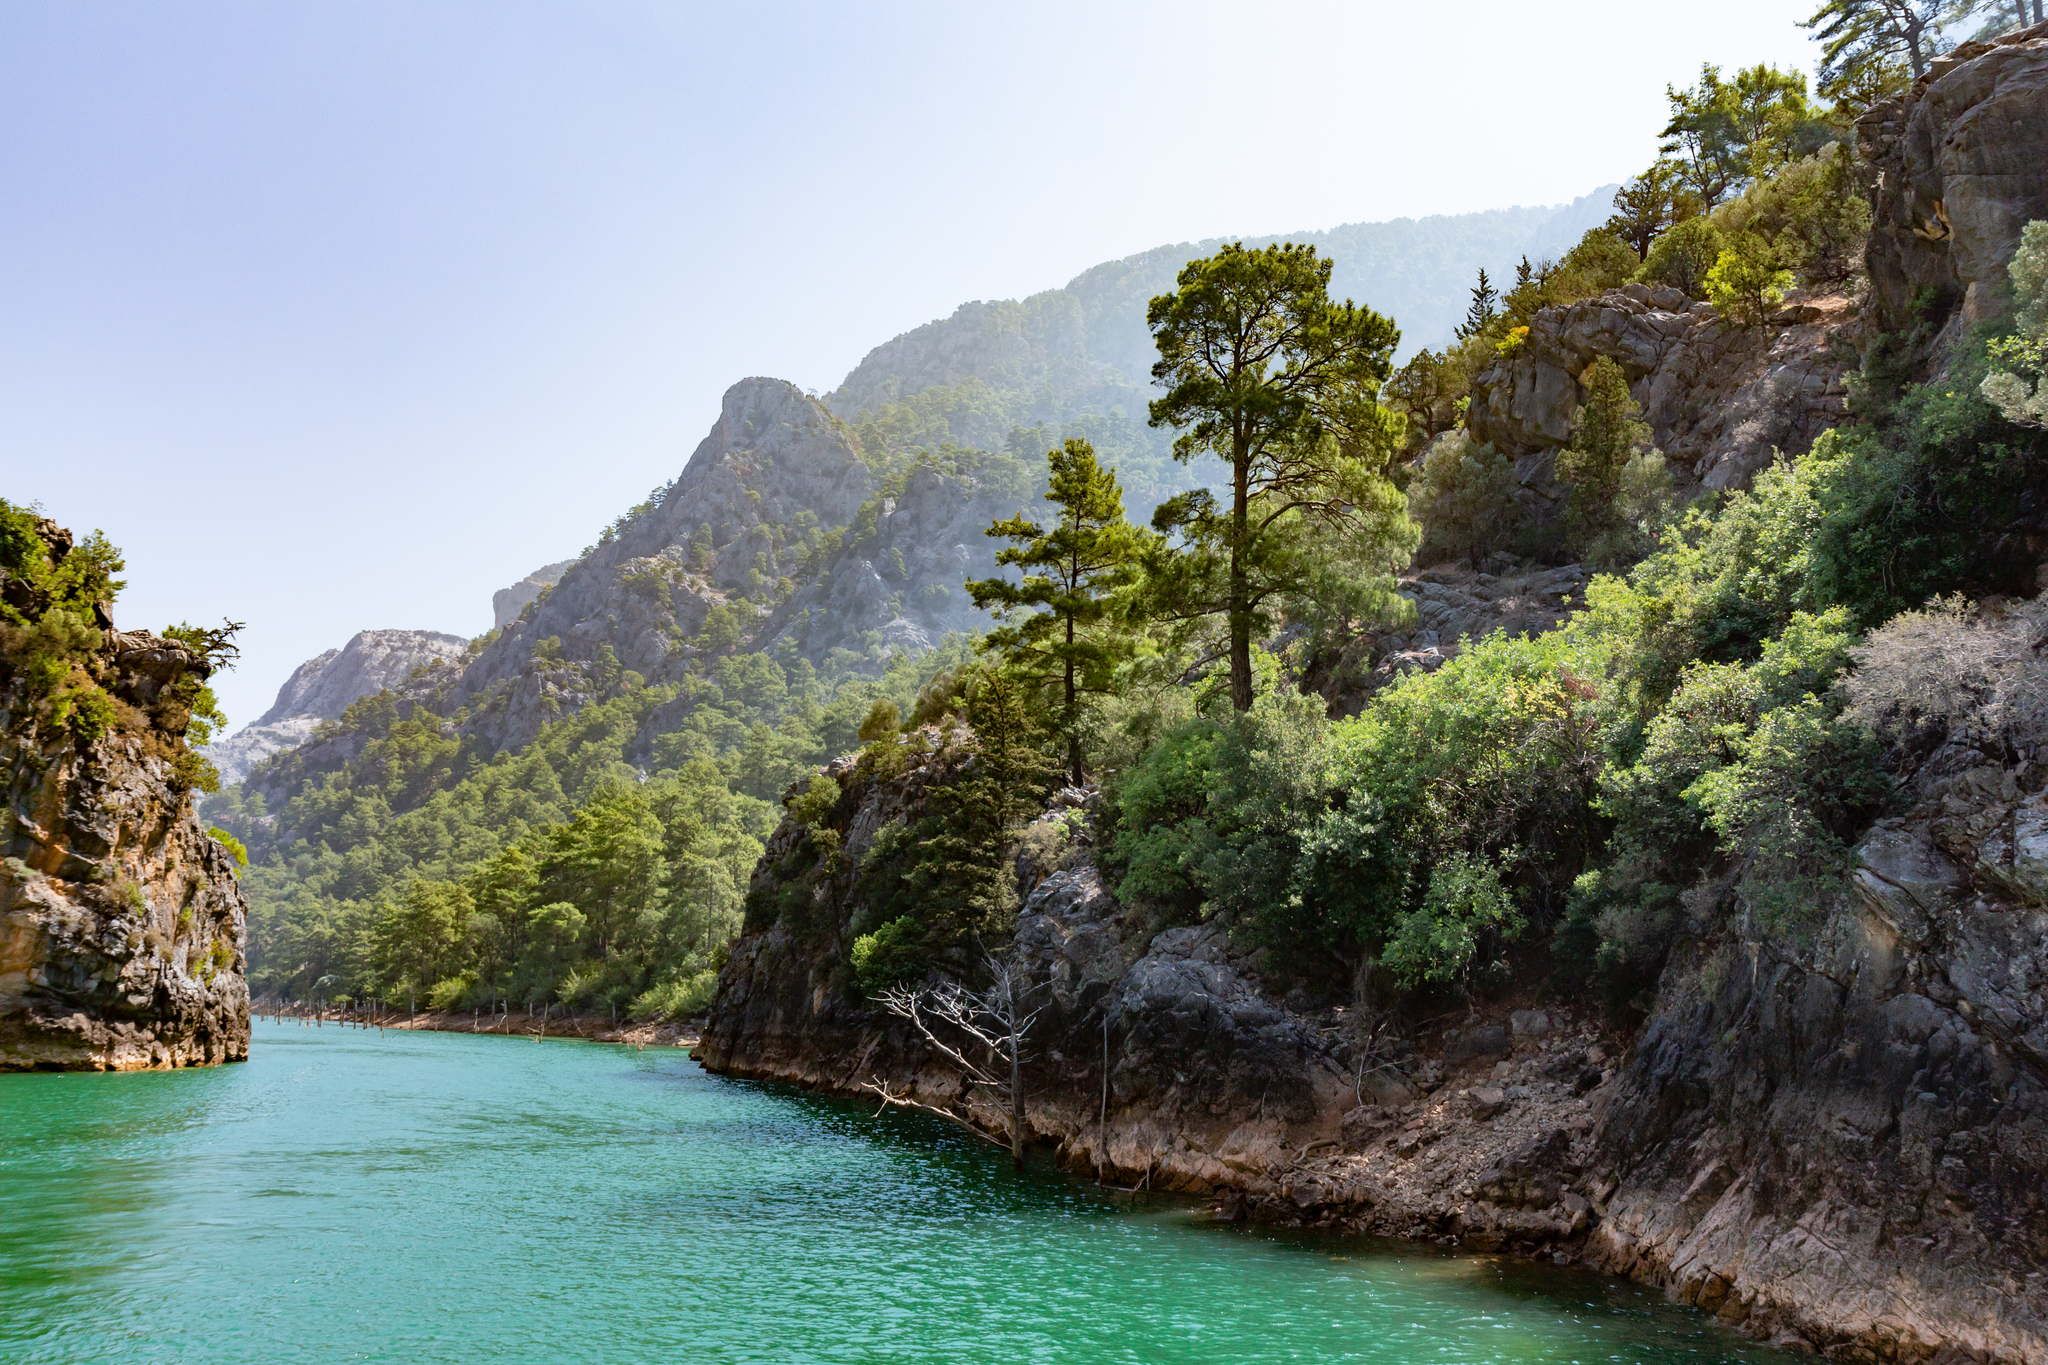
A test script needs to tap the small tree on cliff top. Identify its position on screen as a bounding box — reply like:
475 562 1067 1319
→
1146 242 1416 711
966 438 1149 785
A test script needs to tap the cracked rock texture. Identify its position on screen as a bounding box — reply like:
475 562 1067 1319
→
3 624 250 1070
1466 284 1854 503
203 628 469 784
1860 22 2048 348
1583 740 2048 1364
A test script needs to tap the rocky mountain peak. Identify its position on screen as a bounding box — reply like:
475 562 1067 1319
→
205 628 471 785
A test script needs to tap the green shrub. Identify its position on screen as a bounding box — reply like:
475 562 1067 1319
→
1711 148 1870 287
1811 330 2048 624
1580 450 1677 570
850 916 930 993
630 970 718 1019
1106 718 1222 922
857 699 901 741
788 772 841 830
1380 851 1524 988
427 974 476 1011
1303 632 1604 962
1688 694 1887 928
1409 432 1521 568
1576 449 1833 718
1639 216 1725 298
1980 220 2048 428
206 826 250 868
1105 682 1330 951
1705 231 1794 330
1557 357 1658 559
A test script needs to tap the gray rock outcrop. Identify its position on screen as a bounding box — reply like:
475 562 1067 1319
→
1466 284 1853 501
2 520 249 1070
1587 737 2048 1362
1860 22 2048 345
203 628 469 784
492 560 572 631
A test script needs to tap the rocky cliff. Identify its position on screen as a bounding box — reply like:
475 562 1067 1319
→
1465 284 1855 505
701 714 2048 1361
1860 22 2048 350
1580 730 2048 1361
203 628 470 784
1 518 250 1070
492 560 572 631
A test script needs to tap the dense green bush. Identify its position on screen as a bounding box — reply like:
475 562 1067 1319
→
1710 148 1869 287
1409 432 1521 568
1381 851 1524 988
1639 217 1725 297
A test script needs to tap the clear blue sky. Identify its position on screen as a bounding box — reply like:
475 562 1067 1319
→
2 1 1821 726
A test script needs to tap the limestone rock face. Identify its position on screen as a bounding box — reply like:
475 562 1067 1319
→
1466 284 1853 501
202 628 469 784
1860 22 2048 343
492 560 572 631
1587 740 2048 1362
764 461 1029 664
444 377 877 752
2 629 250 1070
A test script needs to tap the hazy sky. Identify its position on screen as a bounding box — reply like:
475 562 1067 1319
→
3 1 1822 726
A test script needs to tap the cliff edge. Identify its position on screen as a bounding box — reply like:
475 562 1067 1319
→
1 511 249 1070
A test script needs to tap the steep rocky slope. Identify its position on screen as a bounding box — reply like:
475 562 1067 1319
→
492 560 572 631
1 518 249 1070
701 36 2048 1363
1860 22 2048 350
203 628 469 783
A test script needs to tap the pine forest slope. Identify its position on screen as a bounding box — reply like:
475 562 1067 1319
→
205 187 1616 1012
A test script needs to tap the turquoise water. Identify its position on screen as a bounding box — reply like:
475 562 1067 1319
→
0 1021 1793 1364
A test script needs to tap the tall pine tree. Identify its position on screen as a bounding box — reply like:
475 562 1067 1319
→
966 439 1148 784
1454 268 1499 341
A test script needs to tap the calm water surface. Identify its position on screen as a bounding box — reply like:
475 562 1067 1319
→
0 1020 1795 1364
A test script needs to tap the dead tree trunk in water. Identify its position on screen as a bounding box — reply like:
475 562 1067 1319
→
864 957 1045 1172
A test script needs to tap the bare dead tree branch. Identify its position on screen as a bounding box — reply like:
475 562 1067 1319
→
864 956 1049 1169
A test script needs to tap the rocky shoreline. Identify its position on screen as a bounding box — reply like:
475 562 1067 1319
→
700 732 2048 1365
254 1000 700 1049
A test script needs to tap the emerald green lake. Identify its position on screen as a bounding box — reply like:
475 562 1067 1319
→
0 1021 1794 1364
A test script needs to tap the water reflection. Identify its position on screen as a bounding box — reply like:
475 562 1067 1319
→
0 1022 1796 1365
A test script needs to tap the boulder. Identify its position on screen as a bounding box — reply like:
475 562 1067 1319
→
1466 285 1851 497
1444 1024 1510 1065
1860 23 2048 343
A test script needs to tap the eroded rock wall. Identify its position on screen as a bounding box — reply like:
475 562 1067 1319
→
1860 22 2048 346
1465 284 1854 503
2 635 250 1070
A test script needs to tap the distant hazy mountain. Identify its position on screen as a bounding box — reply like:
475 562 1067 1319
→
203 629 469 784
827 188 1620 487
218 188 1618 777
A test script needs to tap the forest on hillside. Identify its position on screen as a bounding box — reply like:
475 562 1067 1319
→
204 0 2048 1026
